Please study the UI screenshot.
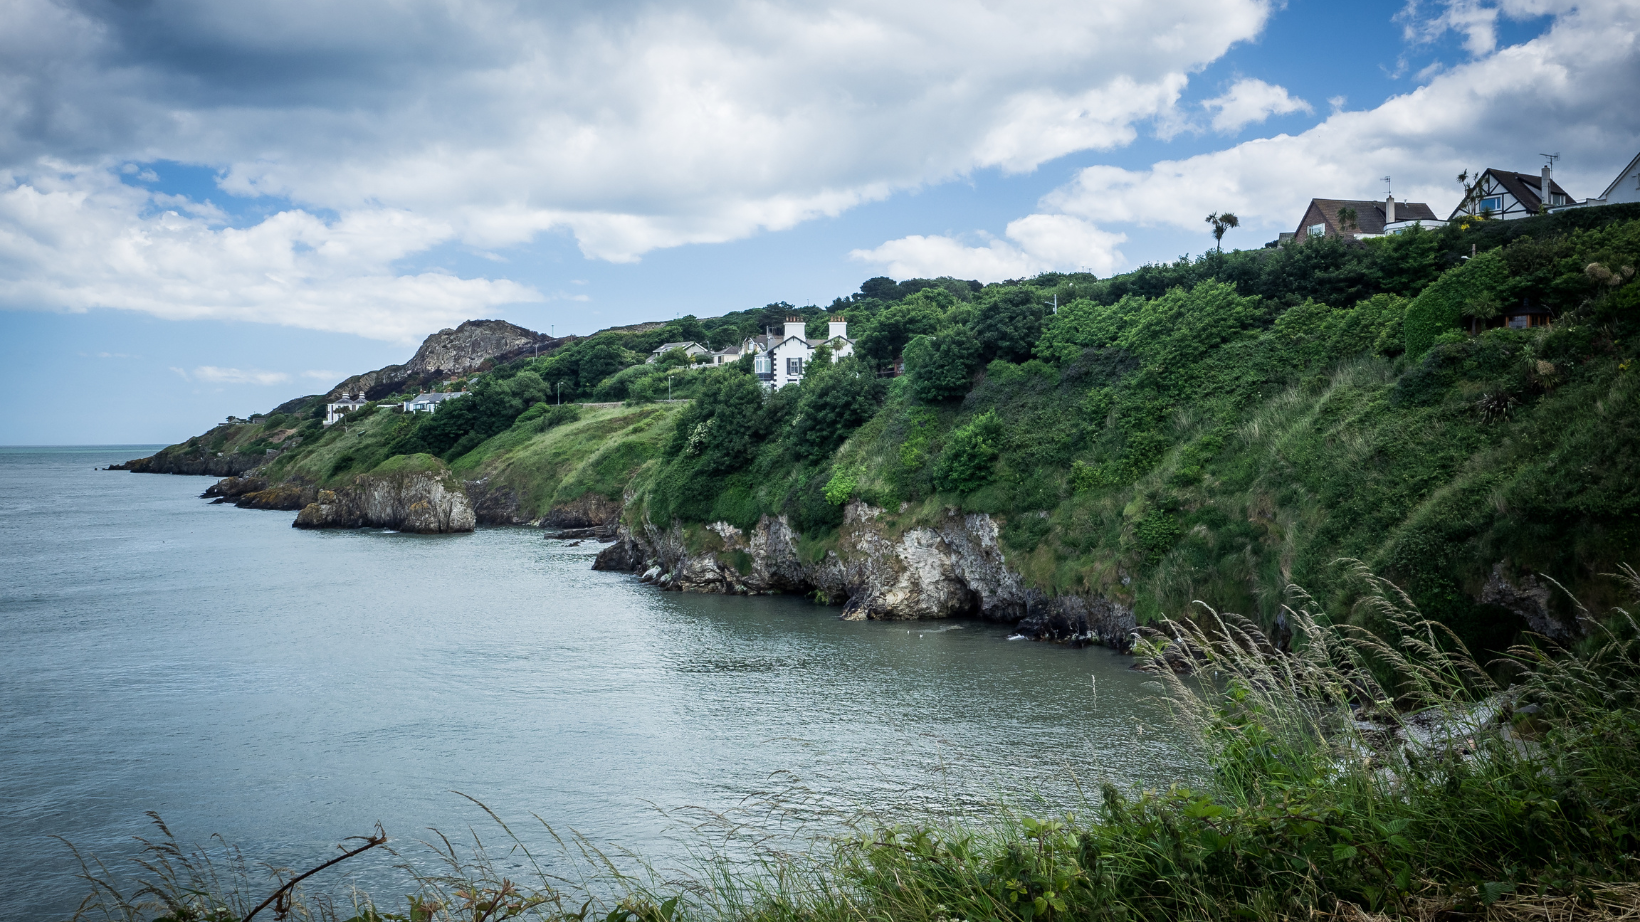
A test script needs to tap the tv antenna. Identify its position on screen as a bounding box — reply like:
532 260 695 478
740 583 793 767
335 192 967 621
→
1382 176 1392 195
1540 152 1560 169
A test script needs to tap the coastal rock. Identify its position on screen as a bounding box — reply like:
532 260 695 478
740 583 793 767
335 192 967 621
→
203 476 267 499
599 501 1135 644
294 458 476 533
112 448 262 477
1479 562 1577 641
236 483 316 511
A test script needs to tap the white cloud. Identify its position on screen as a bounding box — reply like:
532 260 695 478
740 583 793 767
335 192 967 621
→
1040 0 1640 241
0 163 541 342
190 366 291 385
0 0 1275 332
302 370 340 381
1201 79 1312 133
850 215 1126 281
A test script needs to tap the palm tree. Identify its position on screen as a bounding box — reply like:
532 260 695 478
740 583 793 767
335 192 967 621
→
1337 207 1358 234
1205 212 1240 255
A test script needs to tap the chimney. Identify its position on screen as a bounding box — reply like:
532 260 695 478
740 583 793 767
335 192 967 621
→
1541 163 1553 209
784 316 806 340
828 315 847 340
1385 193 1396 225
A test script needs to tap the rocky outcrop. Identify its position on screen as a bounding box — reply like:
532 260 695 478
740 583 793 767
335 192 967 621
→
112 449 262 477
203 476 315 510
1480 562 1579 641
294 463 476 533
327 320 565 401
594 501 1134 646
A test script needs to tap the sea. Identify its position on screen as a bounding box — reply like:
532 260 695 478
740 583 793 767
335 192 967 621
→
0 446 1198 920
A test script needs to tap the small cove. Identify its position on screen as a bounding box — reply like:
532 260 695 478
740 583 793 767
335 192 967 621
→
0 447 1199 919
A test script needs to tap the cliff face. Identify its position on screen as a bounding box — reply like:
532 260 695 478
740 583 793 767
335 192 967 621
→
294 462 476 533
327 320 558 401
594 502 1134 646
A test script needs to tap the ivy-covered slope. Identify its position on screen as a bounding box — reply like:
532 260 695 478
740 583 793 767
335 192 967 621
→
129 204 1640 654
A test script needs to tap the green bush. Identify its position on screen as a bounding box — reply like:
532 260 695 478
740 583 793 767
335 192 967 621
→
934 411 1003 493
903 328 979 402
1403 250 1507 356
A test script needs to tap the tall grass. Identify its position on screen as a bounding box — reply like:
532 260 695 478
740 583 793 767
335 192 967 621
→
67 567 1640 922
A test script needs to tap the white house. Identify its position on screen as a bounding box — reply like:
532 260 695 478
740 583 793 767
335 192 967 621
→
1448 166 1572 221
707 347 742 365
1555 150 1640 211
1598 150 1640 206
646 341 711 363
753 316 854 389
404 392 464 414
324 393 369 426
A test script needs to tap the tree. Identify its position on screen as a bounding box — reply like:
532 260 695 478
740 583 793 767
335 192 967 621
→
972 287 1046 363
1337 207 1358 234
790 357 886 461
903 328 979 402
1205 212 1240 254
666 370 767 474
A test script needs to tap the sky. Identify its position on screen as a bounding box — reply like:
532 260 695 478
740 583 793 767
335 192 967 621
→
2 0 1637 444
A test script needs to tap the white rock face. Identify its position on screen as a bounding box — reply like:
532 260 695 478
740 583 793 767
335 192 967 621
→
295 469 476 533
594 500 1134 642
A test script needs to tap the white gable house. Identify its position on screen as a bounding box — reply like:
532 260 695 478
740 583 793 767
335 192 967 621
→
754 316 854 389
1597 150 1640 206
324 393 369 426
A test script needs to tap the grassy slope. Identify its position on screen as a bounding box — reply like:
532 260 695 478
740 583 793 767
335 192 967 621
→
451 403 681 520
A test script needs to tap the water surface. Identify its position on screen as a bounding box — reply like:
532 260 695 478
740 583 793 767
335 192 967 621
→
0 447 1197 919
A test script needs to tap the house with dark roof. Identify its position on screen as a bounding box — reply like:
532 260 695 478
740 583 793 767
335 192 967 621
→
1293 195 1440 243
1449 167 1572 221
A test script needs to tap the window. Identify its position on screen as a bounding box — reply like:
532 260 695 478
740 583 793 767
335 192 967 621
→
1551 193 1567 205
1307 223 1325 237
1480 196 1503 213
1507 314 1529 329
754 355 769 374
787 357 804 377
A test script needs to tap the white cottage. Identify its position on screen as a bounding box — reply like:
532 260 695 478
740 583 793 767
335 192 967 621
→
324 393 369 426
753 316 854 389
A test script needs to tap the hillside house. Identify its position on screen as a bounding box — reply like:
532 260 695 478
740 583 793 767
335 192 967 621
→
707 347 742 365
1556 150 1640 211
1466 300 1553 333
1449 166 1572 221
1597 150 1640 206
404 392 463 414
324 394 369 426
646 341 710 363
753 316 854 389
1293 195 1441 242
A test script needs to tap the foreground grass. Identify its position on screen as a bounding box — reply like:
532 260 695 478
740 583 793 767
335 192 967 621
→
67 567 1640 922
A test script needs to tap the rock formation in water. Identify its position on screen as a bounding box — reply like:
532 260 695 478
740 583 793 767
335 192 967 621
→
294 458 476 533
594 501 1133 645
203 476 317 510
327 320 561 401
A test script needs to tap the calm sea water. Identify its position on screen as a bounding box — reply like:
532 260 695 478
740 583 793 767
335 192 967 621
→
0 447 1197 919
